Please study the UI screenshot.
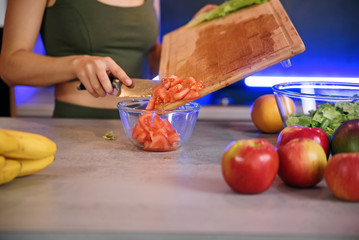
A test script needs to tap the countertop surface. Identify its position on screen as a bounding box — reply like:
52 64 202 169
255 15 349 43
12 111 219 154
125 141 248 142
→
0 116 358 240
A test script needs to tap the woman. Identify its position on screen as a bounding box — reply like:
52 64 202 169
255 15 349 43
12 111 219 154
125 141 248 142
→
0 0 216 118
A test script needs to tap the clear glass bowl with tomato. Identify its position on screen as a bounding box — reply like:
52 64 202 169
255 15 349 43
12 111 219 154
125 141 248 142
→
118 97 200 152
272 81 359 138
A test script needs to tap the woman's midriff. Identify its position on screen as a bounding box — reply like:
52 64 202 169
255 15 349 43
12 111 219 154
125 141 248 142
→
54 81 131 109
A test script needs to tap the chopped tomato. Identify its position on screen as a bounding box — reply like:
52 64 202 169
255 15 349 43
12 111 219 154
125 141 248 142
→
156 127 169 139
168 130 180 146
154 96 163 106
163 119 174 132
152 85 171 106
152 115 164 129
150 132 170 149
173 87 190 101
169 75 183 87
146 98 155 110
132 124 142 139
132 124 150 143
152 85 164 97
183 90 201 100
144 140 152 149
138 113 153 131
182 77 197 88
167 84 184 101
136 131 149 142
191 81 205 91
150 75 204 109
132 112 180 151
161 78 171 90
157 87 171 103
167 84 181 95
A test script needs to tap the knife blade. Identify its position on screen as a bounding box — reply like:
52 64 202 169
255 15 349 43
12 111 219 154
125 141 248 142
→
77 78 161 98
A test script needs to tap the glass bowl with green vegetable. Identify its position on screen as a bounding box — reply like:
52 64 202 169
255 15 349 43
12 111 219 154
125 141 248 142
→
272 81 359 138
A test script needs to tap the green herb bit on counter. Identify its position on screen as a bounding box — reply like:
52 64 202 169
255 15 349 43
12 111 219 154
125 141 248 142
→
186 0 268 28
286 101 359 138
103 131 116 140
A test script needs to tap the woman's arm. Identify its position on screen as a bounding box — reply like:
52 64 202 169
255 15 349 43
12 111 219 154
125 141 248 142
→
0 0 132 97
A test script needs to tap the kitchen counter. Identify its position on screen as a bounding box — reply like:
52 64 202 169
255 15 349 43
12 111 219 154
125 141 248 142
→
0 116 358 240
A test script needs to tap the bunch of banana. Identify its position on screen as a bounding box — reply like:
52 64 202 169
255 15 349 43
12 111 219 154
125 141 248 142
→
0 129 57 185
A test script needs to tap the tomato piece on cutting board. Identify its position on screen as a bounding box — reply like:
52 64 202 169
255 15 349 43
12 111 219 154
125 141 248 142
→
149 75 205 109
183 90 201 100
161 77 171 90
169 75 183 88
173 87 190 101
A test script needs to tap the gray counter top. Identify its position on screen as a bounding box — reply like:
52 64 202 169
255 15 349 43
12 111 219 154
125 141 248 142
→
0 117 358 240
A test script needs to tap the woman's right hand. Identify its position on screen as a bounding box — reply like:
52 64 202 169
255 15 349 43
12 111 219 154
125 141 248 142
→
72 55 133 98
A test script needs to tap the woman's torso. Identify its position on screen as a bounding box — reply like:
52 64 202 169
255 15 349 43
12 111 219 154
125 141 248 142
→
41 0 158 78
40 0 158 115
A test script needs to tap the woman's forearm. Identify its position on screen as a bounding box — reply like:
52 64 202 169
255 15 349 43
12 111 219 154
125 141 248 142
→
0 50 79 87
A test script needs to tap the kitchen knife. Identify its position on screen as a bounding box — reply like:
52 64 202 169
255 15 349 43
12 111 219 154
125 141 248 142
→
77 78 161 98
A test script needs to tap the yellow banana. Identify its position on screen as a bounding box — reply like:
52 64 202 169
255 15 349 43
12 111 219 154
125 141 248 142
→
12 155 55 177
0 130 19 154
0 129 57 160
0 156 5 170
0 160 21 185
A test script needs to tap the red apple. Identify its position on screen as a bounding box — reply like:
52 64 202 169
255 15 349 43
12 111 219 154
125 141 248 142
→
222 139 279 194
277 138 327 188
330 119 359 155
277 126 330 158
324 153 359 202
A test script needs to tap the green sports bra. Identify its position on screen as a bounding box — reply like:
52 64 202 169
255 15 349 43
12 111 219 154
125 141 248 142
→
40 0 159 79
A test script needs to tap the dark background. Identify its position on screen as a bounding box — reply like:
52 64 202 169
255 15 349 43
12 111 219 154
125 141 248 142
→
0 27 11 116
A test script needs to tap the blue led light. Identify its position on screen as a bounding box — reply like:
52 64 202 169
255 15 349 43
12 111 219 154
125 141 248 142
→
14 86 40 105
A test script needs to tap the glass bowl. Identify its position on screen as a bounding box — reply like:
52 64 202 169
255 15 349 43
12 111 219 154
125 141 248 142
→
272 81 359 137
118 97 200 152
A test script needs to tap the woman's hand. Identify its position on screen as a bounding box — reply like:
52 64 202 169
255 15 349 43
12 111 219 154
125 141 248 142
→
72 55 133 98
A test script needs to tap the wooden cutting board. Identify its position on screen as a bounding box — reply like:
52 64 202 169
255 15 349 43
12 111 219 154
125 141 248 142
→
158 0 305 110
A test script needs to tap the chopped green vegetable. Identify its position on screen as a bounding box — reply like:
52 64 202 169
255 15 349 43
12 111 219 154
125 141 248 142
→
103 131 116 141
286 101 359 138
186 0 268 28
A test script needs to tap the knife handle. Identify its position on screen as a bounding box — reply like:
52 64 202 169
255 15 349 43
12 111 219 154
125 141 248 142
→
77 83 86 90
77 76 121 91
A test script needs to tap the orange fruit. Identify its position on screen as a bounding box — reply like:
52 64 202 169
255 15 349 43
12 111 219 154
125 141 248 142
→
250 94 294 133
